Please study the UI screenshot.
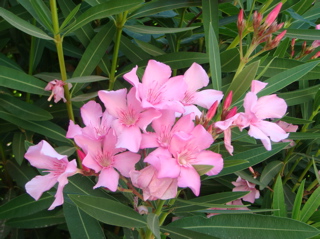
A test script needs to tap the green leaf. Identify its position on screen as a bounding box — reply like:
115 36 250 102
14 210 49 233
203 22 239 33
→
161 226 216 239
221 48 240 72
0 7 53 40
66 76 108 84
63 0 143 36
124 25 199 34
6 210 65 228
63 203 105 239
0 66 49 95
292 179 306 221
281 116 314 124
0 94 53 121
173 192 248 213
313 88 320 111
289 133 320 140
193 165 214 176
71 92 98 102
129 0 201 19
60 4 81 32
0 109 72 144
5 160 38 188
69 195 147 228
259 60 320 97
211 143 290 178
300 186 320 223
134 39 166 56
279 85 319 106
0 52 22 71
285 29 320 40
12 132 25 165
259 160 283 190
120 35 151 63
228 60 260 102
272 176 287 217
208 22 221 90
0 193 53 220
30 0 53 33
147 213 161 239
169 214 320 239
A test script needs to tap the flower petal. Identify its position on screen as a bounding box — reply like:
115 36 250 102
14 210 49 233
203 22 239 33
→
178 166 201 196
113 151 140 177
25 173 57 201
184 63 209 91
94 167 119 192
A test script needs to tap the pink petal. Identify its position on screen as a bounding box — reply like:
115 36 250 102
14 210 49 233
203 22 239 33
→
66 120 82 138
183 63 209 91
94 167 119 192
49 171 73 210
142 60 172 86
192 150 224 176
140 132 159 149
253 94 287 119
251 80 267 94
172 113 195 134
248 125 272 150
82 150 103 173
151 110 176 134
256 121 289 142
224 128 234 155
182 105 202 117
243 92 258 114
98 89 127 117
189 125 213 151
178 166 201 196
113 120 141 153
24 140 67 170
25 173 57 201
123 65 140 88
149 176 178 200
136 108 162 132
156 155 181 179
161 75 187 102
80 101 103 127
113 151 140 177
193 89 223 109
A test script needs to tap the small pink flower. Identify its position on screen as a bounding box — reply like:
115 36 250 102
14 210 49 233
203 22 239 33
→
276 121 298 147
44 80 71 103
311 24 320 49
232 176 260 203
24 140 78 210
130 165 178 201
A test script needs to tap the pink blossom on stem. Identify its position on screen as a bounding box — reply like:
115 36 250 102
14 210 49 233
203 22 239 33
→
98 87 161 152
24 140 78 210
123 60 187 113
180 63 223 116
130 165 178 201
44 79 71 103
264 3 282 28
79 130 140 191
311 24 320 49
232 176 260 203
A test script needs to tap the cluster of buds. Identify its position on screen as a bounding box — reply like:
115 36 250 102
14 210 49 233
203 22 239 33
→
291 25 320 60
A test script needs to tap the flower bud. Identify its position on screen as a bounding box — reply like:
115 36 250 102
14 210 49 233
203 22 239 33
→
223 91 233 111
206 101 219 121
265 3 282 28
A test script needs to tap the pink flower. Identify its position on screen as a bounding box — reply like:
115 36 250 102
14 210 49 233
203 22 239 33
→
145 124 223 196
98 88 161 152
66 101 115 144
232 177 260 203
24 140 78 210
123 60 187 113
44 79 71 103
130 165 178 201
79 129 140 191
180 63 223 116
276 121 298 147
264 3 282 28
311 24 320 49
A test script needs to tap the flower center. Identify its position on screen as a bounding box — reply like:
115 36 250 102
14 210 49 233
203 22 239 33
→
146 83 165 105
95 152 114 168
119 107 139 126
182 91 195 105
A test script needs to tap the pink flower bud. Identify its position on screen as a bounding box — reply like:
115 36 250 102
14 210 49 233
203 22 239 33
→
206 101 219 121
265 3 282 27
311 51 320 59
253 11 262 31
291 38 296 47
237 9 245 34
225 106 237 119
223 91 233 111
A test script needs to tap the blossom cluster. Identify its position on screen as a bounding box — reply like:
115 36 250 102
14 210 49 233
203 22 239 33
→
25 60 293 210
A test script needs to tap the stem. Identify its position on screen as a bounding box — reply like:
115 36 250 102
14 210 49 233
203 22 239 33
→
109 12 128 90
145 200 166 239
50 0 74 122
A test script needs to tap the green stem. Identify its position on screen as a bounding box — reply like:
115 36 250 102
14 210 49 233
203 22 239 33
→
145 200 166 239
109 12 128 90
283 156 302 184
292 160 313 192
50 0 74 122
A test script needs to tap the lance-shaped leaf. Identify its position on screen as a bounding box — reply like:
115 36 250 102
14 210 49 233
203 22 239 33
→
124 25 198 34
292 179 306 221
259 160 283 190
279 85 319 106
147 213 161 239
0 7 53 40
129 0 201 19
12 132 25 165
208 22 221 91
69 195 147 228
161 226 216 239
272 176 287 217
284 29 320 40
0 66 49 95
169 214 320 239
64 203 105 239
0 193 53 220
300 186 320 223
63 0 143 36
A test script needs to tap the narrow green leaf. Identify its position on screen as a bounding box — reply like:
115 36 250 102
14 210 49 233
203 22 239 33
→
273 176 287 217
208 22 221 90
169 214 320 239
30 0 53 33
210 143 289 178
66 76 108 84
0 109 72 144
228 60 260 102
64 203 105 239
300 186 320 223
259 60 320 96
0 66 49 95
0 94 53 121
285 29 320 40
12 132 25 165
313 88 320 111
0 7 53 40
69 195 147 228
280 116 313 124
135 39 165 56
71 92 98 102
193 165 213 176
259 160 283 190
173 192 248 213
0 52 22 71
292 179 306 220
161 226 216 239
6 210 65 228
63 0 143 36
0 193 53 220
289 133 320 140
129 0 202 19
278 85 319 106
125 25 198 34
60 4 81 32
120 35 151 63
221 48 240 72
5 160 38 188
147 213 161 239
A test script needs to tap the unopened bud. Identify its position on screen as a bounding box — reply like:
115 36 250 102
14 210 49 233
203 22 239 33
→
253 11 262 31
77 149 86 161
206 101 219 121
223 91 233 111
311 51 320 59
265 3 282 28
237 9 245 34
225 106 238 119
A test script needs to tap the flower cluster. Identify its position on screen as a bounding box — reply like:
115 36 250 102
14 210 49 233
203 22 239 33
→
25 60 292 210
